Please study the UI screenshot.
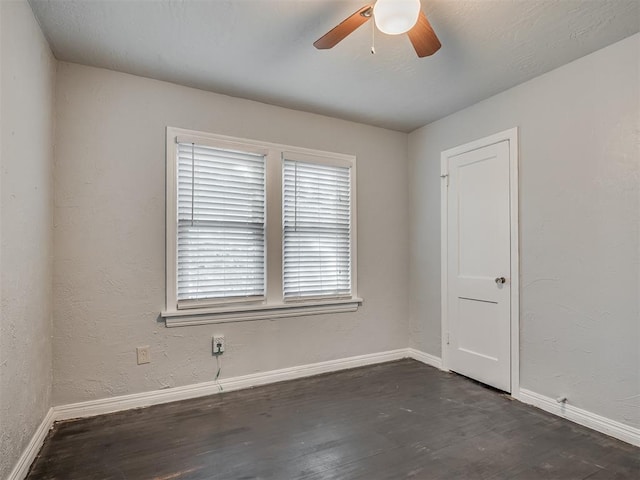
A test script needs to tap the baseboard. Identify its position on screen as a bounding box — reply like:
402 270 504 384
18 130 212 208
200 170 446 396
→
7 407 55 480
54 348 410 421
519 388 640 447
406 348 443 370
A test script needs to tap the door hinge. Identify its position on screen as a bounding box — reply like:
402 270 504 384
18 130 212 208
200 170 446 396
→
440 173 449 187
446 332 450 345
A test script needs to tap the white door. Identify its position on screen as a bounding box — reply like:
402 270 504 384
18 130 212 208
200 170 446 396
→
445 140 512 392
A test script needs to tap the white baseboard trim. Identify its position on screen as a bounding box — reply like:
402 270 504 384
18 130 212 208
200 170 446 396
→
519 388 640 447
406 348 443 370
54 348 410 421
7 407 55 480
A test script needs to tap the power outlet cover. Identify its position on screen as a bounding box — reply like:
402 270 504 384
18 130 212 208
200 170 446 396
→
136 346 150 364
213 336 225 355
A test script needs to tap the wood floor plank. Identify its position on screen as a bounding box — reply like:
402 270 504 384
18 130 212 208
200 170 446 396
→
26 360 639 479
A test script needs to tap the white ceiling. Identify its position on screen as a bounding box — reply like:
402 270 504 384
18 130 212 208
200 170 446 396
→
29 0 639 132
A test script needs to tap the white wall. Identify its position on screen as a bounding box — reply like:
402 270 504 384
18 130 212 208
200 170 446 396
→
408 34 639 428
0 1 56 478
52 63 409 405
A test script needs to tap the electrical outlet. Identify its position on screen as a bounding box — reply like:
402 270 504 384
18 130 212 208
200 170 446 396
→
212 335 225 355
136 346 151 365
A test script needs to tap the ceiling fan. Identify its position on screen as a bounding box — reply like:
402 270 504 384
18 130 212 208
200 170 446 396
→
314 0 441 57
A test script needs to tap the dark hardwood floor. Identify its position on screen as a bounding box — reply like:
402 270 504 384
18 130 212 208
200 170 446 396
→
27 360 639 479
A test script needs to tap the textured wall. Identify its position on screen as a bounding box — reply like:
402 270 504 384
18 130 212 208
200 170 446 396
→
0 1 56 478
408 34 639 427
52 63 409 406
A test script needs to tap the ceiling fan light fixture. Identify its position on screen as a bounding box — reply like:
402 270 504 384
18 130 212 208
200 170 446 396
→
373 0 421 35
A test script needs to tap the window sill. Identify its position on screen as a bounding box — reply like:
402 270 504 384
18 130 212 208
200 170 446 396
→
162 297 364 327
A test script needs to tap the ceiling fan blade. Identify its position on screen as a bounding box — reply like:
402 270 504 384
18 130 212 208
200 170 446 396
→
314 5 373 50
407 11 441 57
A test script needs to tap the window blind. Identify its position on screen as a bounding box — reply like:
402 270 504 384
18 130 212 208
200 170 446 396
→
283 159 352 300
177 143 265 304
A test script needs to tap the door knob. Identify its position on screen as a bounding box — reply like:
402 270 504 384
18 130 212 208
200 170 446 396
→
495 277 506 284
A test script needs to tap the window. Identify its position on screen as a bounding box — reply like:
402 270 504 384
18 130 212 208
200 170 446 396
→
283 159 351 300
176 143 266 307
164 128 360 326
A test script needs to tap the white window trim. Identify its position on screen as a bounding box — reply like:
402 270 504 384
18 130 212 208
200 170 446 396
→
163 127 361 327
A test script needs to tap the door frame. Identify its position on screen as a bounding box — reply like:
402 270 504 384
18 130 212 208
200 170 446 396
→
440 127 520 397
